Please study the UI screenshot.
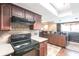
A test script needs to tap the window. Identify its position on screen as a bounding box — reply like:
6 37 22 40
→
61 23 71 32
71 23 79 32
61 23 79 32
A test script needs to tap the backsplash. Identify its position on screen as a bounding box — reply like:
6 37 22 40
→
0 23 40 43
11 23 30 31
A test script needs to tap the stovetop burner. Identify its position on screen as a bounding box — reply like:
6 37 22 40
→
9 33 39 55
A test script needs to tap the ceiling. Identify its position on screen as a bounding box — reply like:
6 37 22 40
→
13 3 79 23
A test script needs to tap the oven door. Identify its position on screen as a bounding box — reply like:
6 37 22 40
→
13 44 39 56
23 49 38 56
23 45 39 56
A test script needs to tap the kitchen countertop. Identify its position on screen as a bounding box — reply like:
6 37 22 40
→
31 36 48 42
0 43 14 56
0 34 47 56
0 34 11 43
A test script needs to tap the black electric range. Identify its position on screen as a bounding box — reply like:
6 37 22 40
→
9 33 39 56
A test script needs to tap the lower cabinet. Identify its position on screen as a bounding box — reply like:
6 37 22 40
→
48 34 67 48
39 41 47 56
39 31 49 38
57 36 67 47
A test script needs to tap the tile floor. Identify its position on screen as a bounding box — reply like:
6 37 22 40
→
47 43 61 56
47 42 79 56
66 41 79 52
57 48 79 56
57 42 79 56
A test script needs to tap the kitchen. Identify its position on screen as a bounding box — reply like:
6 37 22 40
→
0 3 48 56
0 3 79 56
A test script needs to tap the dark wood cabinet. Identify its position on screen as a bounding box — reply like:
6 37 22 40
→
25 11 34 20
57 35 67 47
12 5 25 18
12 5 41 30
0 4 11 30
0 3 41 30
34 14 41 30
30 21 41 30
39 41 47 56
30 14 41 30
33 22 41 30
24 10 34 21
34 14 41 22
48 34 67 48
39 31 49 38
48 34 56 44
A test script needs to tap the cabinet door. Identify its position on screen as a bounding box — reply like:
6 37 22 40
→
57 36 66 47
48 35 51 43
30 22 41 30
33 22 41 30
39 43 44 56
39 41 47 56
54 35 59 45
43 41 47 56
33 14 41 30
48 34 56 44
0 4 11 30
34 14 41 22
12 6 24 18
25 11 34 20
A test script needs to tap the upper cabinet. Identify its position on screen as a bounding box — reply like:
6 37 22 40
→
25 11 41 30
0 3 41 31
0 4 11 30
12 5 25 18
34 14 41 22
33 22 41 30
25 11 34 20
33 14 41 30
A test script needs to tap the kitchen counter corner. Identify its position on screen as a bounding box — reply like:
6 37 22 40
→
0 43 14 56
31 36 48 42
